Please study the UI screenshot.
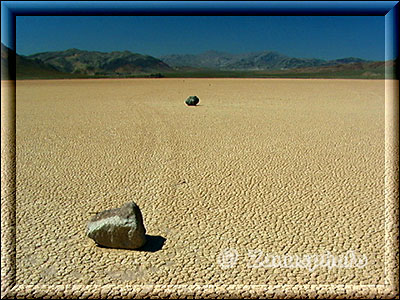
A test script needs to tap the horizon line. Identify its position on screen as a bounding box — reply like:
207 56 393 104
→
4 43 392 62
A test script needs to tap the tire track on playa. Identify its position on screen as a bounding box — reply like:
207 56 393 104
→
126 101 188 231
135 102 189 193
132 101 216 270
134 102 266 273
129 101 181 180
127 100 214 284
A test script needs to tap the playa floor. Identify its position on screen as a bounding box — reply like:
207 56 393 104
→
10 78 387 288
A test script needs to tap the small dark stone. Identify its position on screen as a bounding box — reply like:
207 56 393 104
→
185 96 200 106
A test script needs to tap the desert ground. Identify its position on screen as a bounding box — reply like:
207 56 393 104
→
2 78 395 295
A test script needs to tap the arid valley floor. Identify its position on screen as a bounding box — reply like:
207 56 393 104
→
2 78 397 297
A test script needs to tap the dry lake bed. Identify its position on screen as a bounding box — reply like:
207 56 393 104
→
2 78 397 296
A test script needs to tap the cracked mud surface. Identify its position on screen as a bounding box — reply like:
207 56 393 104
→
10 79 389 288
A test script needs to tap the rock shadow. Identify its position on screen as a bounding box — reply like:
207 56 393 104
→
94 235 166 252
137 235 166 253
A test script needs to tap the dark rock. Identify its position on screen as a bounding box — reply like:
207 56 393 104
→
185 96 200 106
87 202 146 249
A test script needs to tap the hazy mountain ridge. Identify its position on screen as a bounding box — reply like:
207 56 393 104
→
2 43 394 79
27 48 173 75
160 50 369 70
2 44 68 80
1 43 15 79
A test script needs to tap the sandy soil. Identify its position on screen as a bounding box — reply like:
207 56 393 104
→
4 78 394 292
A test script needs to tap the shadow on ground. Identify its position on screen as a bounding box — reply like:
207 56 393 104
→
94 235 166 252
138 235 166 253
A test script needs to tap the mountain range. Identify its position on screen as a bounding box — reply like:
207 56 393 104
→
1 43 394 79
1 43 71 80
27 48 172 76
159 50 368 70
22 47 371 75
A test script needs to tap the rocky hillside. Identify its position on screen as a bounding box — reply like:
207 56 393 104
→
160 50 369 70
28 48 173 75
2 43 67 80
4 43 392 79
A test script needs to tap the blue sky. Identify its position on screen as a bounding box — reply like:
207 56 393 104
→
16 16 385 60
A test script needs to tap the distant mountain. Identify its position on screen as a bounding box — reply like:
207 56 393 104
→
2 43 67 80
160 50 369 70
328 57 367 65
28 48 173 76
3 43 392 80
160 50 236 69
1 43 16 79
281 60 392 75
